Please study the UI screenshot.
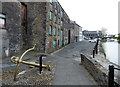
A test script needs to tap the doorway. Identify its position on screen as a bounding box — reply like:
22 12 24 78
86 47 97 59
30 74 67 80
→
68 30 71 44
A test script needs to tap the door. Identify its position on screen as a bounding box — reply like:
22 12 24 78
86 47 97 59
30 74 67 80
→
68 30 71 44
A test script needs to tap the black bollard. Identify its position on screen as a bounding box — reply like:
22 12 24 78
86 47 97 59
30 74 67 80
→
108 65 114 87
96 39 99 54
93 49 95 58
39 55 42 74
96 45 98 54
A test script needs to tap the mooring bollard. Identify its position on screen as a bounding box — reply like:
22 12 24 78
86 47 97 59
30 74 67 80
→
108 65 114 87
95 45 98 54
93 49 95 58
39 55 42 74
96 39 99 54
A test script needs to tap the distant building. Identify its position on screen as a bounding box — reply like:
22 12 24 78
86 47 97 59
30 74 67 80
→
69 21 81 42
107 34 115 38
79 26 83 41
82 30 103 39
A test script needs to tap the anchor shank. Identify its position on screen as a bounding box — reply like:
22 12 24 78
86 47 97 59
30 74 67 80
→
21 60 48 68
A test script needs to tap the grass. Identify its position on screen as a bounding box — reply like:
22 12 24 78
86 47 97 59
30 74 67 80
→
100 40 107 43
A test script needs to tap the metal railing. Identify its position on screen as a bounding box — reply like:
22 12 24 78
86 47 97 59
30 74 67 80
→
108 65 120 87
93 39 99 58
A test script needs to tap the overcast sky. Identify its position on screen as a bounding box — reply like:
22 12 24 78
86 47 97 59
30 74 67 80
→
58 0 120 35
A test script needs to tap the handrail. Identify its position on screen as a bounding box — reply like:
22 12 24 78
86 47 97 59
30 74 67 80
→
108 65 120 87
93 39 99 58
114 68 120 71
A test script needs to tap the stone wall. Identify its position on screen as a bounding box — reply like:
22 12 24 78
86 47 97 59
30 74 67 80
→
81 54 108 87
26 2 47 52
2 2 23 56
1 2 47 57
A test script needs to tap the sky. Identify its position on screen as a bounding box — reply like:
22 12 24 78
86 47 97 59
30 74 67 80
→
58 0 120 35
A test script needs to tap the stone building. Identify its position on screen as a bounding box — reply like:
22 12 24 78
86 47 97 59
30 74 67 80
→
82 30 103 39
69 21 81 43
79 26 83 41
0 0 81 57
46 1 70 53
1 1 48 57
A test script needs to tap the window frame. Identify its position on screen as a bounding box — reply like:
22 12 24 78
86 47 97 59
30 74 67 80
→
53 27 56 36
49 25 52 35
49 11 52 21
58 5 60 13
61 11 63 17
61 20 63 26
52 40 57 48
54 15 57 23
54 2 57 8
0 13 6 29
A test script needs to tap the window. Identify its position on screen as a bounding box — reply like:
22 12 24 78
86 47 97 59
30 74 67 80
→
58 29 59 36
53 40 56 48
54 15 56 23
61 21 63 26
58 18 60 24
64 40 67 45
58 18 60 25
49 25 52 35
61 11 63 17
53 27 56 35
59 30 61 36
58 5 60 13
0 13 6 29
54 3 56 8
49 11 52 20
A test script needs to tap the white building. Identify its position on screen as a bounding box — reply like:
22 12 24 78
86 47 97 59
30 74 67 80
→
79 26 83 41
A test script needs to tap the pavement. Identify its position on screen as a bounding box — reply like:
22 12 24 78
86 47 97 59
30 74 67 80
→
1 40 98 85
52 41 97 85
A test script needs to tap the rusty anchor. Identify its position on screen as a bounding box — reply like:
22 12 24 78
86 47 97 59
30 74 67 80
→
11 44 51 81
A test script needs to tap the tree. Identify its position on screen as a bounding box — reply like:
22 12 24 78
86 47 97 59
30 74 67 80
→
117 34 120 43
101 27 107 37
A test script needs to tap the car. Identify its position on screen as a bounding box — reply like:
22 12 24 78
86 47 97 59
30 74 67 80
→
88 39 96 43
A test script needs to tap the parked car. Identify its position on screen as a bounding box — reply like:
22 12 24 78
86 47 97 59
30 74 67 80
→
88 39 97 43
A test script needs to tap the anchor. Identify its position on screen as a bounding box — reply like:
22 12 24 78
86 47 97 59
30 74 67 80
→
11 44 51 81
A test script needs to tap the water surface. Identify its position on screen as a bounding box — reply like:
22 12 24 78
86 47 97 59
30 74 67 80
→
102 41 119 65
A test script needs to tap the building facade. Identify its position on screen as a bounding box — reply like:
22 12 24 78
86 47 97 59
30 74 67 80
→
82 30 103 39
69 21 81 43
46 1 70 53
79 26 83 41
1 0 81 57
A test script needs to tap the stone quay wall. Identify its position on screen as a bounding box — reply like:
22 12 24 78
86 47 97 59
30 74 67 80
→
81 54 108 87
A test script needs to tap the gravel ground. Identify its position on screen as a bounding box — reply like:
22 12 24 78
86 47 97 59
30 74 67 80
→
2 54 56 86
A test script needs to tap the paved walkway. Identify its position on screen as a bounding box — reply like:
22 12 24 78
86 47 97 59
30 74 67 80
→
52 41 97 85
2 40 98 85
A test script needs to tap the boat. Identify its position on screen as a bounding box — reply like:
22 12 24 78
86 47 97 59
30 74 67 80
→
107 38 115 42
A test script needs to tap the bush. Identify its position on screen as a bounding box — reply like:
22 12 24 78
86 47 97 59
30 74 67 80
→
117 35 120 43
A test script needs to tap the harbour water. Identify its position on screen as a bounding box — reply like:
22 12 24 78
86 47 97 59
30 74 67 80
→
102 41 119 66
